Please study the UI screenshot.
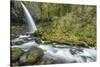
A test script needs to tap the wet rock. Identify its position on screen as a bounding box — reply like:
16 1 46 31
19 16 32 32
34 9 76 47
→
15 41 24 45
24 37 33 41
11 40 24 46
77 43 89 48
70 48 83 55
11 48 24 62
39 58 55 64
52 44 70 48
35 38 42 44
19 47 44 65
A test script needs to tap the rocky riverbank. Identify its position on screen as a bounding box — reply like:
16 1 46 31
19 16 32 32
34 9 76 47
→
11 47 44 66
11 35 96 66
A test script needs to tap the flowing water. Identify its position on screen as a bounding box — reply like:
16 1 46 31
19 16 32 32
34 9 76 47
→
11 35 96 64
11 2 96 64
21 2 37 34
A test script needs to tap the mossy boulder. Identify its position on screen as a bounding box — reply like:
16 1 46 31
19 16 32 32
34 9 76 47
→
19 47 44 65
11 48 24 62
11 61 20 66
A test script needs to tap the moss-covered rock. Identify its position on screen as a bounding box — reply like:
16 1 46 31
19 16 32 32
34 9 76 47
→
19 47 44 65
11 61 20 66
11 48 24 62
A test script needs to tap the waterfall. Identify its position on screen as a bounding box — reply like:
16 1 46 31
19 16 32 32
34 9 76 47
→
21 2 37 34
11 2 96 65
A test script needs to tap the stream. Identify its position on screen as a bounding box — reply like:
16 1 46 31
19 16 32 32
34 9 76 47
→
11 2 96 65
11 34 96 64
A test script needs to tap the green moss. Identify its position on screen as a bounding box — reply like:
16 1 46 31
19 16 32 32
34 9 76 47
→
11 2 96 47
11 48 24 62
36 12 96 47
24 48 43 64
27 54 37 63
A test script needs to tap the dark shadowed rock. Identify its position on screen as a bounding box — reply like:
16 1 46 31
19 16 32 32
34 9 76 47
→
15 41 24 45
35 38 42 44
11 61 20 66
70 48 83 55
10 34 18 40
11 48 24 62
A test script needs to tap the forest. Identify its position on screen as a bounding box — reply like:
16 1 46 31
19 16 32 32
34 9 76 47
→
11 1 96 47
10 1 97 66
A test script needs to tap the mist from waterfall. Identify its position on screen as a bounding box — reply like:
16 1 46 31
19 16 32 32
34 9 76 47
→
21 2 37 34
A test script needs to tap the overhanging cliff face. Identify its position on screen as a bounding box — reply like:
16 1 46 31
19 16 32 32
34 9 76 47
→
10 1 40 26
10 1 23 26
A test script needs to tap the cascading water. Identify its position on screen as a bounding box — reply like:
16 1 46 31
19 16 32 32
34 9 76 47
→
21 2 37 34
12 35 96 64
11 2 96 65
